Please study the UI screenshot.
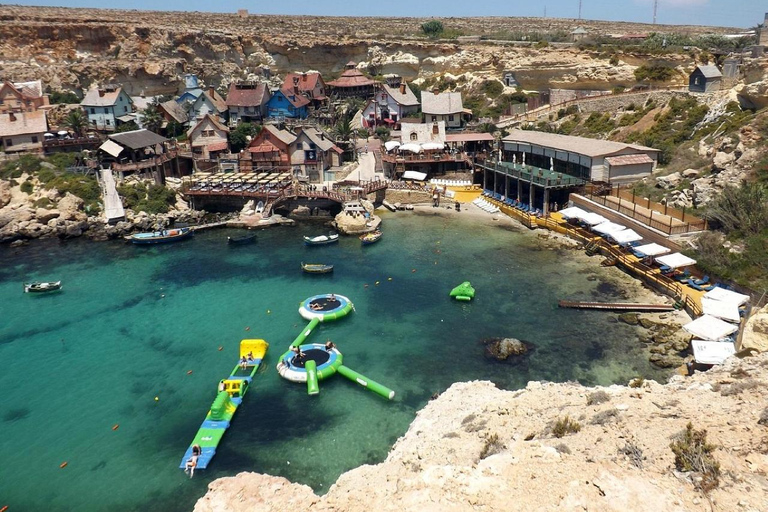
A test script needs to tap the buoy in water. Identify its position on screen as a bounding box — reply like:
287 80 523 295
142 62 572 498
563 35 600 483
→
112 424 119 431
60 462 68 468
375 281 380 286
187 370 193 375
411 269 416 273
245 326 250 331
154 396 159 402
218 346 223 351
267 310 271 314
388 277 392 281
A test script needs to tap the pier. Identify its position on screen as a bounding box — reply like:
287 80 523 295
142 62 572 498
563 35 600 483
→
557 300 676 312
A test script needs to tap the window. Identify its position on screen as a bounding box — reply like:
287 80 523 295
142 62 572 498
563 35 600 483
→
5 138 12 146
278 96 283 102
90 108 95 114
106 119 111 125
448 115 454 121
104 108 109 114
124 106 128 112
31 136 38 143
431 116 437 122
410 133 418 141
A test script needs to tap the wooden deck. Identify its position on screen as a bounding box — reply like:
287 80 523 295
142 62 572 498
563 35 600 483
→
558 300 676 312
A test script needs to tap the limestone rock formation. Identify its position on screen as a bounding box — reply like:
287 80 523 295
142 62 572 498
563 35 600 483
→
195 352 768 512
482 337 532 360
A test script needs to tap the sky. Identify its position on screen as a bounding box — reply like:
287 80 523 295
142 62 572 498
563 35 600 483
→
3 0 764 29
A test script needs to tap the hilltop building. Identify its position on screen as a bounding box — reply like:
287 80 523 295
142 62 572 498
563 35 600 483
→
81 84 134 132
327 62 375 99
689 65 722 93
0 80 49 114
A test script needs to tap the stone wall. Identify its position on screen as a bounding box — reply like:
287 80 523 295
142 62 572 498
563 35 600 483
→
576 91 687 114
381 189 432 204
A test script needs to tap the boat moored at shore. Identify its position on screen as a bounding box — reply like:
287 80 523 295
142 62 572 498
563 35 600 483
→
128 227 194 244
24 281 62 293
304 233 339 245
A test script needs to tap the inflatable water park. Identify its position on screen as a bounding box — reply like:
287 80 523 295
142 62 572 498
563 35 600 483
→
179 339 268 472
450 281 475 301
180 293 394 474
276 294 395 400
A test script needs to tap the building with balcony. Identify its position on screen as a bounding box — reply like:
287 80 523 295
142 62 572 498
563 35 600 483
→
0 80 49 114
0 110 48 153
327 61 376 99
81 85 134 132
362 77 420 130
98 129 179 181
227 82 270 126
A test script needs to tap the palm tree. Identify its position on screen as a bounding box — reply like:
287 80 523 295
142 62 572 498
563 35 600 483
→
66 108 87 137
333 117 354 142
141 104 164 134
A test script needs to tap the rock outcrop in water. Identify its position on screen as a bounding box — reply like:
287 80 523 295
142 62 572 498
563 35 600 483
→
194 351 768 512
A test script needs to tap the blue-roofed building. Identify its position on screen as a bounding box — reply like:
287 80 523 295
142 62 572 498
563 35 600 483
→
176 74 203 105
266 88 310 119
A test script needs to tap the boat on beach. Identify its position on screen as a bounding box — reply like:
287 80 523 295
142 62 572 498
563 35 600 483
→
301 262 334 274
227 232 257 245
128 227 194 244
303 233 339 245
179 339 269 472
360 230 382 245
24 281 62 293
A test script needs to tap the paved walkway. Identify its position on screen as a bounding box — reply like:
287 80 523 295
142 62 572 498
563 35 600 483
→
100 169 125 223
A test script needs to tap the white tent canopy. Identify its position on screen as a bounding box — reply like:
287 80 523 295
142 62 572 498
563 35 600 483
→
701 297 741 323
704 287 750 306
592 221 626 235
609 229 643 245
683 314 739 341
656 252 697 269
579 212 608 226
399 143 422 153
402 170 427 181
633 243 670 257
384 141 401 151
99 139 124 158
421 142 445 151
558 206 588 219
692 339 736 365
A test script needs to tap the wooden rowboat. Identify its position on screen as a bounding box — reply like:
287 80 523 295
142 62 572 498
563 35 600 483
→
228 232 257 245
303 233 339 245
360 230 382 245
301 262 334 274
24 281 62 293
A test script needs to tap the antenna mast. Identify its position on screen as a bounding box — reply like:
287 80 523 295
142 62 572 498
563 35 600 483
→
578 0 582 20
653 0 658 24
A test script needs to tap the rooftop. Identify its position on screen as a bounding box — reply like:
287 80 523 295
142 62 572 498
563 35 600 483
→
502 129 658 158
0 110 47 136
381 82 419 107
82 85 128 107
695 65 723 79
281 73 324 95
109 129 167 150
226 82 269 107
421 91 464 115
327 68 375 88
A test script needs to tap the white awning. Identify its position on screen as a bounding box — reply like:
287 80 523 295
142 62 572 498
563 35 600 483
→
384 141 401 151
403 170 427 181
609 229 643 244
558 206 588 219
99 139 124 158
701 297 741 323
579 212 608 226
421 142 445 151
592 221 626 235
399 143 422 153
704 287 750 306
656 252 697 269
692 339 736 365
633 243 670 257
683 314 739 341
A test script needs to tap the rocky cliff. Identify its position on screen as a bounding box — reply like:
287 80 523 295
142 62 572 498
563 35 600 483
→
194 350 768 512
0 6 736 96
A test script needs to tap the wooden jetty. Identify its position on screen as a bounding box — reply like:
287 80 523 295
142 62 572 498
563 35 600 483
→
557 300 676 312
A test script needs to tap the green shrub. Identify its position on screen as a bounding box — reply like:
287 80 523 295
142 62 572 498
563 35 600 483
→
479 433 505 459
480 80 504 98
421 20 443 37
670 423 720 492
634 64 676 82
586 390 610 405
609 54 620 66
551 415 581 438
49 90 81 104
20 180 34 194
629 377 644 388
33 197 52 208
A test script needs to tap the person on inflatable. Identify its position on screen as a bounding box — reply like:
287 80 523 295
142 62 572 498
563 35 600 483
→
185 444 201 478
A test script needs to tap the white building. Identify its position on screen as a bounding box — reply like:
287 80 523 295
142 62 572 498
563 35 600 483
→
421 90 470 129
362 80 420 128
81 85 134 132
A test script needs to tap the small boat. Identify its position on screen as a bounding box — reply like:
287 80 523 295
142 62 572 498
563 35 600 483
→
228 232 257 245
360 230 382 245
301 262 334 274
303 233 339 245
24 281 62 293
128 227 194 244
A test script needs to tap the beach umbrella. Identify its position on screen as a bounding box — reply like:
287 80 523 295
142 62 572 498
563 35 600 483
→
609 229 642 245
632 243 670 257
384 141 400 151
656 252 696 269
399 143 423 153
592 221 626 235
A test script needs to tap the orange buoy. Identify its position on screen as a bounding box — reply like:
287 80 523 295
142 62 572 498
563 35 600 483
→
112 424 119 431
187 370 193 375
1 505 8 512
60 462 68 468
218 346 223 351
245 326 250 331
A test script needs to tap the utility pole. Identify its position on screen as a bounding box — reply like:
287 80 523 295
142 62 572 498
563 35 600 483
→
578 0 582 20
653 0 658 24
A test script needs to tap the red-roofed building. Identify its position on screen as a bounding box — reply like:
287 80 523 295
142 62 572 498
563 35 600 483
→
0 80 49 114
226 82 270 126
0 110 48 153
281 72 327 106
245 124 296 170
327 62 375 99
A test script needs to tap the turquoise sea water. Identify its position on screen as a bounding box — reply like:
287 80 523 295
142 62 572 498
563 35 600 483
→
0 210 667 511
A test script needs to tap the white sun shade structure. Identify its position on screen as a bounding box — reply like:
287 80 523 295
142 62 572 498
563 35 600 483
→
399 143 422 153
558 206 588 219
592 221 626 235
701 297 741 323
691 339 736 365
384 140 401 151
402 170 428 181
633 243 671 257
579 212 608 226
609 229 643 245
683 314 739 341
421 142 445 151
704 287 750 306
656 252 697 269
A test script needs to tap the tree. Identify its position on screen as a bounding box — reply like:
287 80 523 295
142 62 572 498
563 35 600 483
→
141 104 164 134
115 121 139 133
229 122 261 153
166 120 185 138
66 108 87 137
421 20 444 38
375 126 391 142
333 118 354 142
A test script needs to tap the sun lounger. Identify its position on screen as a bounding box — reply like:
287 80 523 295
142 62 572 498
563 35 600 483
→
693 275 710 286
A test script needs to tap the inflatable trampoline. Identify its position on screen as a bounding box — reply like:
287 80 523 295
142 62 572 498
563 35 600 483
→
277 343 343 382
299 293 354 321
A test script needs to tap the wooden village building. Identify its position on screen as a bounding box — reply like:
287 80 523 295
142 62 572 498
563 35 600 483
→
81 84 134 132
361 77 420 130
98 129 180 181
327 62 376 99
0 80 49 114
689 65 722 93
0 110 48 153
421 90 471 130
226 82 270 126
187 114 230 160
280 72 327 108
